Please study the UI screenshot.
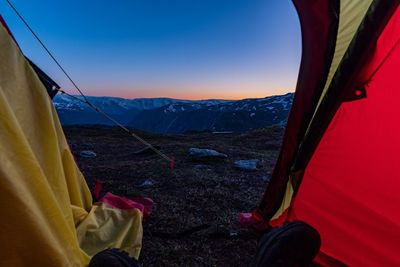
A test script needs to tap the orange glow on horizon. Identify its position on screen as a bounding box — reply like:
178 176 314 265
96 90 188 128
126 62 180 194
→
84 89 294 100
76 85 295 100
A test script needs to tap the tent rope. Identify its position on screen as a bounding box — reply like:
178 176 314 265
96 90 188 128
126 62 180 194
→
55 88 173 162
5 0 174 166
5 0 88 103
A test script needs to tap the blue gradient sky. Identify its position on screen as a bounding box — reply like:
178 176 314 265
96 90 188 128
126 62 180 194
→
1 0 301 99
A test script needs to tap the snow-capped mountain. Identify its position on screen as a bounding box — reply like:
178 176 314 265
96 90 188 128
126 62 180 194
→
54 95 185 113
53 93 294 133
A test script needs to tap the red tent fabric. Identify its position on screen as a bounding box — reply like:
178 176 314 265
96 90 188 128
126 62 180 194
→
257 1 400 266
290 6 400 266
258 0 340 219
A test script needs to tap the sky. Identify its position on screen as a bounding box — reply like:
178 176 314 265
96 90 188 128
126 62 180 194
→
0 0 301 100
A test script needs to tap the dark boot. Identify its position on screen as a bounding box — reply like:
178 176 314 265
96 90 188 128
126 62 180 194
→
89 248 141 267
252 221 321 267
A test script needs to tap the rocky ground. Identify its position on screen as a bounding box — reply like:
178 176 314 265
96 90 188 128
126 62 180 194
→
63 125 284 267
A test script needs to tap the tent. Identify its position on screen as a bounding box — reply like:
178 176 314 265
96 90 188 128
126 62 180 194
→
253 0 400 266
0 15 144 267
2 0 400 266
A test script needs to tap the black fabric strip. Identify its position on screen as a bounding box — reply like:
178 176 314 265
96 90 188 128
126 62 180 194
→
26 57 60 99
258 0 341 221
289 0 340 191
292 0 400 173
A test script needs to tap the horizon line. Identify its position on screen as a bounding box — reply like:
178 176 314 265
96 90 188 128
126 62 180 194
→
59 91 295 101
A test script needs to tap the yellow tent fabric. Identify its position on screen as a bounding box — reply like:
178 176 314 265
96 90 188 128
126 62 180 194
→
0 22 142 266
302 0 373 143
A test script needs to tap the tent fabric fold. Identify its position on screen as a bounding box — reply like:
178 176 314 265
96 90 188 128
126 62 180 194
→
258 0 341 220
257 0 400 266
0 16 142 267
290 5 400 266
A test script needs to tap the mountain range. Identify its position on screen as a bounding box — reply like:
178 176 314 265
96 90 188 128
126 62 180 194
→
53 93 294 134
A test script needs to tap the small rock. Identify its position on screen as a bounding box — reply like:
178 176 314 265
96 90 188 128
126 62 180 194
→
189 148 228 160
79 150 97 158
138 179 157 188
234 159 259 171
262 175 270 182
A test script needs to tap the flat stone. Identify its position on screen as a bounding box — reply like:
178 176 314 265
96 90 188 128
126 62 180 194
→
138 179 157 188
189 148 228 160
234 159 259 171
79 150 97 158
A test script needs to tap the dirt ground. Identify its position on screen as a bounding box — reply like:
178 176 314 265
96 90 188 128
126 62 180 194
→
63 126 283 267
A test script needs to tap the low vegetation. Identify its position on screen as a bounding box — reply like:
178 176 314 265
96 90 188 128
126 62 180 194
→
64 125 284 266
